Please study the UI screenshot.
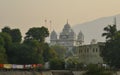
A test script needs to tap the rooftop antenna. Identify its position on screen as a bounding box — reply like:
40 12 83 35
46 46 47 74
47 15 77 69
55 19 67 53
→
49 20 52 32
44 19 47 27
67 19 68 24
114 16 116 25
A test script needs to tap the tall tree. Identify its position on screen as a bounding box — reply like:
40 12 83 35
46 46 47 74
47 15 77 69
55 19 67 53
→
0 32 12 50
2 26 11 34
10 29 22 43
0 36 8 63
43 43 57 62
8 43 44 64
0 46 8 63
102 25 117 41
51 45 67 59
25 26 49 42
101 25 120 69
2 27 22 43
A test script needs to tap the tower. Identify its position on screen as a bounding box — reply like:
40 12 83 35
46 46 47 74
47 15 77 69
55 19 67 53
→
77 31 84 45
50 30 57 45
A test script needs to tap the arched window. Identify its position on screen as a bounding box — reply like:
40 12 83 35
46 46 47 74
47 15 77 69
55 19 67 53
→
79 50 80 53
84 49 86 53
96 48 98 52
87 48 89 53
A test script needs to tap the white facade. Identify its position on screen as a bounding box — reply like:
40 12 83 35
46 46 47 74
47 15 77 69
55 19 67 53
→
78 42 104 64
50 22 84 52
50 21 103 64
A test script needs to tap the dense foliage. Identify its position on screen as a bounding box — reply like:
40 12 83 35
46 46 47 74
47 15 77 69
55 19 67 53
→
49 58 65 70
2 26 22 43
101 24 120 69
83 64 113 75
25 26 49 42
0 26 59 65
50 45 67 59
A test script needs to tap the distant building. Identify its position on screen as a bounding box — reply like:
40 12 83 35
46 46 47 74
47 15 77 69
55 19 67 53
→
50 21 84 56
77 41 104 64
50 21 104 64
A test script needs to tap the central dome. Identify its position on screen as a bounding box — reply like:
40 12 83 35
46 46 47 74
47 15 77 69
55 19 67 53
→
64 20 71 30
64 23 71 29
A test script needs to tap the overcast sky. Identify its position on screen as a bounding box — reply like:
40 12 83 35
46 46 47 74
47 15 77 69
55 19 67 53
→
0 0 120 36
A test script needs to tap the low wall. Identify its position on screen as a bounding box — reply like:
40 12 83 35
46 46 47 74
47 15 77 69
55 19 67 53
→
0 71 42 75
0 70 119 75
72 71 86 75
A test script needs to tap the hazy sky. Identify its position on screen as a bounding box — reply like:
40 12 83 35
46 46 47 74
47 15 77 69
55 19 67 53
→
0 0 120 36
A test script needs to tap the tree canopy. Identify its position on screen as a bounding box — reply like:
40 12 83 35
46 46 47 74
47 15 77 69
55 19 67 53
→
25 26 49 42
2 26 22 43
101 25 120 69
102 25 117 41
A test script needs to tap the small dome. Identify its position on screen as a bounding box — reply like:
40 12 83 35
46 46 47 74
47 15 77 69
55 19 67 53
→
78 31 83 36
64 23 71 29
51 30 57 36
77 31 84 44
50 30 57 40
64 20 71 29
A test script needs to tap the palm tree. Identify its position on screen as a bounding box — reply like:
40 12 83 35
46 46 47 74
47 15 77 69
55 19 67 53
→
102 25 117 41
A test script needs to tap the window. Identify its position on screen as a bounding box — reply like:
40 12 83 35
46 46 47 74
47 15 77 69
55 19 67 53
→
84 49 86 53
96 48 98 52
81 50 82 53
93 48 95 52
87 48 89 53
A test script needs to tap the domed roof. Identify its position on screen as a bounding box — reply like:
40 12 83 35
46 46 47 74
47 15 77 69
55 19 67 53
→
64 23 71 29
51 30 57 36
78 31 84 40
50 30 57 40
64 21 71 29
78 31 83 37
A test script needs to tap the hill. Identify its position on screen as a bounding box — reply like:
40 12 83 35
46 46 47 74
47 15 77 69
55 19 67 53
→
72 15 120 44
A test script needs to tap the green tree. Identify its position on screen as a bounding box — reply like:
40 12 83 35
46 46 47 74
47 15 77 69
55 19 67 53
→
101 31 120 68
25 26 49 42
0 32 12 51
102 25 117 41
51 45 66 59
2 27 22 43
65 57 79 69
0 46 8 63
49 58 65 70
2 26 11 34
8 43 44 64
0 36 4 46
101 25 120 69
43 43 58 62
83 64 113 75
0 36 8 63
10 29 22 43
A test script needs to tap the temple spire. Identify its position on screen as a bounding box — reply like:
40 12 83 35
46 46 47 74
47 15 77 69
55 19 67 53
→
67 19 68 24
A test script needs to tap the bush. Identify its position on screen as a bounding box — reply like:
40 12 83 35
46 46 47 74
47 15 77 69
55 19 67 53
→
83 64 113 75
49 58 65 70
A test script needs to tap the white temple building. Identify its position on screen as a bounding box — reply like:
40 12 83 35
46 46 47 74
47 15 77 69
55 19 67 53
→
50 21 84 54
50 21 103 64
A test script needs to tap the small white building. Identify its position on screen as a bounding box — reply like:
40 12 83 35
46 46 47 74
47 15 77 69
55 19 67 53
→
77 41 104 64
